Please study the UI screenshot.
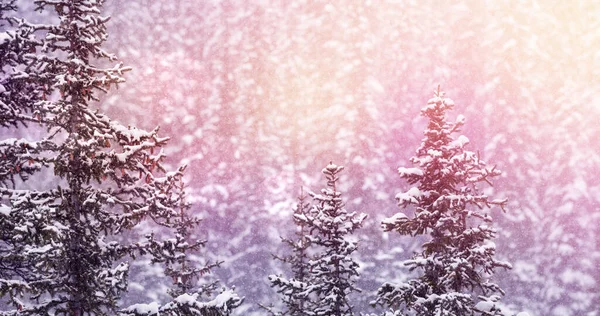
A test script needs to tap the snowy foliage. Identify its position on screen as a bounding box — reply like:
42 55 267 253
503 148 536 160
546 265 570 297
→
0 1 48 186
121 288 242 316
374 88 511 315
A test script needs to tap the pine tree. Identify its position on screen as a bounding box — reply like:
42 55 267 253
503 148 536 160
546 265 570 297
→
296 162 367 316
0 1 189 314
164 184 220 300
373 87 511 315
121 183 243 316
265 188 313 316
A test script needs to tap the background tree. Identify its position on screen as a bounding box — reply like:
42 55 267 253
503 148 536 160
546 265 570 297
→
121 182 242 316
374 88 511 315
264 188 313 315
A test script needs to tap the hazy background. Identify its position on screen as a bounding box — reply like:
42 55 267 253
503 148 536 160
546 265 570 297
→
21 1 599 315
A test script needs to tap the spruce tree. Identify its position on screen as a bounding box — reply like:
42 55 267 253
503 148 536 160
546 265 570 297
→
163 184 221 300
121 183 242 316
373 87 511 315
297 162 367 316
0 1 189 314
265 188 313 316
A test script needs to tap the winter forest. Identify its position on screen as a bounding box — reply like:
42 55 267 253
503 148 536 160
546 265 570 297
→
1 0 599 315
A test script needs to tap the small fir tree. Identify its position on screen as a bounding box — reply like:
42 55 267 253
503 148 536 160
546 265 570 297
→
164 183 221 300
264 187 314 316
373 87 511 315
298 162 367 316
122 183 243 316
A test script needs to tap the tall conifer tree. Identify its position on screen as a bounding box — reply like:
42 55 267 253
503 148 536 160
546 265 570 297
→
0 1 192 314
373 88 511 315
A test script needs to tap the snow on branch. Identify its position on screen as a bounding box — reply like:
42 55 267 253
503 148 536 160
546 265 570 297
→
121 289 243 316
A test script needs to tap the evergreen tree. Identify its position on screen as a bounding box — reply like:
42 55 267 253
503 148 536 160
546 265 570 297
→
297 162 367 316
0 1 190 314
265 188 313 316
121 183 242 316
373 87 511 315
164 183 220 300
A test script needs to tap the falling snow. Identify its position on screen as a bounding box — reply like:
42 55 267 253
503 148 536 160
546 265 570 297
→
1 1 599 315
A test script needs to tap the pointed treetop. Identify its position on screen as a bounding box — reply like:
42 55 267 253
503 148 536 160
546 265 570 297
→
321 161 344 191
325 160 338 169
299 185 306 200
323 161 344 174
423 86 455 114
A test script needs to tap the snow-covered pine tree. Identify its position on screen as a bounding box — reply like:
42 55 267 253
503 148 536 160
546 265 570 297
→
373 87 511 315
163 183 221 300
264 187 313 316
121 182 242 316
298 162 367 316
0 1 188 314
